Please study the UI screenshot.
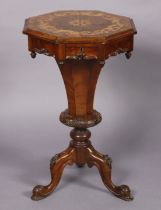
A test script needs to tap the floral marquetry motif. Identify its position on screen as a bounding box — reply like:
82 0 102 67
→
23 10 136 43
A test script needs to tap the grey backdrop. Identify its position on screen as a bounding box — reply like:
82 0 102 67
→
0 0 161 210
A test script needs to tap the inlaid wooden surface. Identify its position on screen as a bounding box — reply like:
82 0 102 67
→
23 10 137 202
23 10 136 43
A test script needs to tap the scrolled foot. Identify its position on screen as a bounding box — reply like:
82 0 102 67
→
115 185 133 201
86 146 133 201
31 185 50 201
31 147 75 200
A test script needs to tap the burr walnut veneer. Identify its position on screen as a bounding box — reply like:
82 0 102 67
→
23 10 137 201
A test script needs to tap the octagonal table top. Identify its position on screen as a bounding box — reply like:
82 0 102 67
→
23 10 136 44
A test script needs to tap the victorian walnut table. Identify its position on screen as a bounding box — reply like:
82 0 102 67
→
23 10 137 201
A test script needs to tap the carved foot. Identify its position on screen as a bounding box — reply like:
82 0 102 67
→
31 185 52 201
114 185 133 201
87 146 133 201
31 147 75 200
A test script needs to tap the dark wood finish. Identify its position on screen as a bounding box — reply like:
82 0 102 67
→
32 128 133 201
23 10 137 201
59 60 103 116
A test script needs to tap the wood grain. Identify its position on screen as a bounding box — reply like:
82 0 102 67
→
23 10 137 202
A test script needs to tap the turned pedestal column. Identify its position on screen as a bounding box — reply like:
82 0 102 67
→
23 10 137 201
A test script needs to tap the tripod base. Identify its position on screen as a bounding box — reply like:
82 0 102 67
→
31 128 133 201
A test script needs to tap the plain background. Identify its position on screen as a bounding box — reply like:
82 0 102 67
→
0 0 161 210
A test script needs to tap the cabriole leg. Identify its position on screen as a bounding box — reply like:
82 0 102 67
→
86 146 133 201
31 147 75 200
